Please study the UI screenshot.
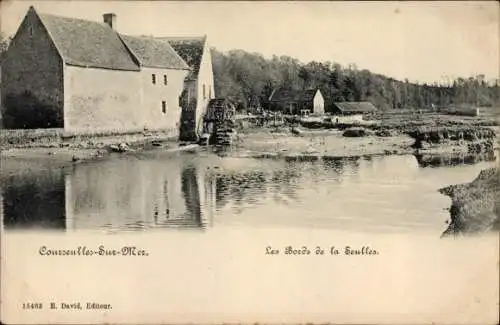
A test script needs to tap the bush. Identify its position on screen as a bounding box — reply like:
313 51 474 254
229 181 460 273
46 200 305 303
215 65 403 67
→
342 127 371 137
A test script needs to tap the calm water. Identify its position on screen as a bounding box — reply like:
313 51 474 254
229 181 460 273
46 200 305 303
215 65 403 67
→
1 150 497 234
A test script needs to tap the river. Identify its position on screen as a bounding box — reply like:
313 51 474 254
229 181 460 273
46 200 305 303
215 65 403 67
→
1 149 497 235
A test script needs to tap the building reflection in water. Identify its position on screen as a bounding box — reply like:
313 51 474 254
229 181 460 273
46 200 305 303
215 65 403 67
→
2 168 66 230
1 155 358 231
2 157 216 231
2 154 379 231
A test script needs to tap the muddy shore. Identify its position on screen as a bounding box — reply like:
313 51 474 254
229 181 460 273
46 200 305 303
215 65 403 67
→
230 126 497 159
1 125 497 165
1 111 497 165
439 167 500 237
0 134 200 178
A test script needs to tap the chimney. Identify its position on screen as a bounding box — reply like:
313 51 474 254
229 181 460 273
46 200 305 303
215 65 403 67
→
103 13 117 30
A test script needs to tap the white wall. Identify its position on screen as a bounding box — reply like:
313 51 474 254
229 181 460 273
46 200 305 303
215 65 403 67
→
313 90 325 115
331 114 363 123
195 40 215 135
64 65 188 136
64 66 143 134
140 67 188 136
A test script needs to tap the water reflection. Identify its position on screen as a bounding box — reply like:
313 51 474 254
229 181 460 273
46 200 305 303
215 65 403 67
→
1 152 497 233
214 166 302 209
414 151 497 168
2 169 66 229
2 157 216 231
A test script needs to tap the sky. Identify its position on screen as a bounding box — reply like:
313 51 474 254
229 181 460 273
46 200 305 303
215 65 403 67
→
1 0 498 84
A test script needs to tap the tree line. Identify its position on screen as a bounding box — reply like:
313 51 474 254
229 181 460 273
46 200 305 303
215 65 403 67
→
211 48 500 112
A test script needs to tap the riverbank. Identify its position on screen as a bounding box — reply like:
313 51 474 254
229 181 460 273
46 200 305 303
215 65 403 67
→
1 126 496 166
439 167 500 236
0 111 497 164
0 137 200 178
227 109 498 160
232 128 414 158
0 128 201 160
227 125 497 161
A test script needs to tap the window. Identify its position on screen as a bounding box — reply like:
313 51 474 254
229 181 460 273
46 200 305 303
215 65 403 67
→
28 26 33 37
152 74 156 85
208 86 212 99
162 101 167 114
163 75 168 85
203 84 206 99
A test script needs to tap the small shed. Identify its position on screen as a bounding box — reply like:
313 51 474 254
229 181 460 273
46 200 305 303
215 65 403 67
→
331 102 377 115
268 88 325 115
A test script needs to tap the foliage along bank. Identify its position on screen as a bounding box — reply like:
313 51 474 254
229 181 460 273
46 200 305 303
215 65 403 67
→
211 48 500 112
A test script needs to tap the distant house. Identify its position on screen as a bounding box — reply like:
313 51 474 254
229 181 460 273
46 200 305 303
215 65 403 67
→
158 36 215 140
331 102 377 116
438 104 479 117
268 88 325 115
0 6 215 138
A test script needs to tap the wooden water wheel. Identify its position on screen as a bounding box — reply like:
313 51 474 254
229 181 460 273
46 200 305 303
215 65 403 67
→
203 98 237 146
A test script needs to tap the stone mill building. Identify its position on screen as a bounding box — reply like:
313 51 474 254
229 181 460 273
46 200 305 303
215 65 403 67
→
0 6 215 140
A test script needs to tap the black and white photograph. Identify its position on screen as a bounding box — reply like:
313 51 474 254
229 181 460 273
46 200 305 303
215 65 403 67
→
0 1 498 324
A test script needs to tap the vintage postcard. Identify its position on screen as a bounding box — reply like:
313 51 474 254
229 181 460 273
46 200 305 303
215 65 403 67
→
0 0 499 324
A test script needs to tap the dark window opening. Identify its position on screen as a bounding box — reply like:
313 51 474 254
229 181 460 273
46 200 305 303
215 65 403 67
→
164 75 168 85
208 86 212 99
162 101 167 114
203 84 206 99
152 74 156 85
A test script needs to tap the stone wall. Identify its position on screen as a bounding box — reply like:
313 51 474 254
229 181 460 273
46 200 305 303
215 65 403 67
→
1 8 64 128
0 128 64 147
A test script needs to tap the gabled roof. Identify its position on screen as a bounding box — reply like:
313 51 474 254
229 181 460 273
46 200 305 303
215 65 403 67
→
333 102 377 113
120 35 190 70
157 36 206 79
269 88 320 103
37 10 140 71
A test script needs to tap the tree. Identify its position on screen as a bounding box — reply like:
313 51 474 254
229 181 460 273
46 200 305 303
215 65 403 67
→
0 32 10 58
210 47 498 113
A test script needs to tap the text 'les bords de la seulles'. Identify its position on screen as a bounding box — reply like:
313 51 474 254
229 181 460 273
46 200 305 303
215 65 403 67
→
39 245 149 256
266 246 379 256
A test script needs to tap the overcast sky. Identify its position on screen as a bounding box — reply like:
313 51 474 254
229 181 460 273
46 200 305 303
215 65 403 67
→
1 0 498 84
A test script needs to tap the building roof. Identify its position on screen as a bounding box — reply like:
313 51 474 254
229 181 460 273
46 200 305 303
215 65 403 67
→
332 101 377 113
269 88 320 103
37 11 140 71
120 35 189 70
157 36 206 79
